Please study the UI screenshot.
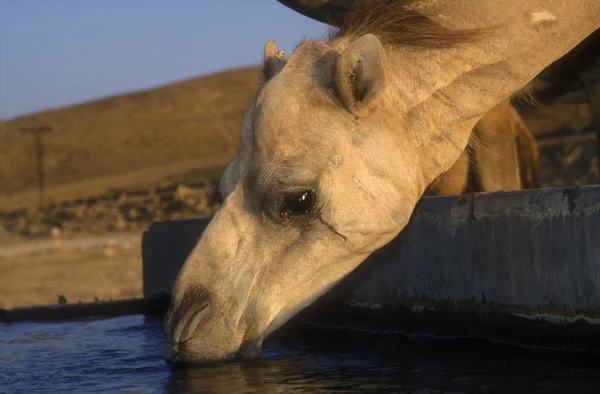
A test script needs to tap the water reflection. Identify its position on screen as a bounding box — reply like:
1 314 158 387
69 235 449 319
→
1 315 598 393
164 323 600 394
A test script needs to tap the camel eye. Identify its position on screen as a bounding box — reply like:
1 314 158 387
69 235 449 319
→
280 190 314 220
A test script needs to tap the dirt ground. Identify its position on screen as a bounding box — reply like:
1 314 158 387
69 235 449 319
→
0 235 141 309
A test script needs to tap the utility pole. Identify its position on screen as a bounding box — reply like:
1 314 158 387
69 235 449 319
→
20 125 52 208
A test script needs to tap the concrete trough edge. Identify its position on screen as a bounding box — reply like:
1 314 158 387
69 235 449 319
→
0 295 169 323
291 299 600 353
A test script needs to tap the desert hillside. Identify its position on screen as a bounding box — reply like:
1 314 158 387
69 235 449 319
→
0 66 261 199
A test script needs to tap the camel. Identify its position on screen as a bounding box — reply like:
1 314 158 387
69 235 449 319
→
164 0 599 363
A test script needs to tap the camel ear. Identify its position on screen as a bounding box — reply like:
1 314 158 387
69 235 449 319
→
262 40 286 81
334 34 386 116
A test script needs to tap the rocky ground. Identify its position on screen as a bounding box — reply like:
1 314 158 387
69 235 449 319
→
0 234 142 309
0 177 223 242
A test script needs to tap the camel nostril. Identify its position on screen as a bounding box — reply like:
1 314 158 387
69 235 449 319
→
179 303 211 343
170 295 211 344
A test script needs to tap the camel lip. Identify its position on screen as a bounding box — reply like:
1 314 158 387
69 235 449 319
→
164 326 261 364
235 337 264 360
164 342 184 365
263 315 289 338
164 342 239 365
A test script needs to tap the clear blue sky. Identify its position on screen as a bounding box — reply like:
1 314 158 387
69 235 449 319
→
0 1 329 120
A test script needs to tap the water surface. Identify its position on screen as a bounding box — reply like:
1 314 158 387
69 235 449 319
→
1 315 598 393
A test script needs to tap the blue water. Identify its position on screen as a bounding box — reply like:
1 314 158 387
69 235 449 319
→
1 315 599 393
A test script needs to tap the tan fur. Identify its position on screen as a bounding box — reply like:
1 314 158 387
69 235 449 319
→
165 0 599 363
515 114 541 189
331 0 488 47
425 99 541 196
424 148 470 196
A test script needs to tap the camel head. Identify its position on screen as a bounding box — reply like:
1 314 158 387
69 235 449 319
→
163 0 599 363
164 34 423 363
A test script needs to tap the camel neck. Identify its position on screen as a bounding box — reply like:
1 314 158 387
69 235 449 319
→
375 0 599 186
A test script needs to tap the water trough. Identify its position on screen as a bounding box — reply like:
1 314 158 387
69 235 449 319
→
141 185 600 352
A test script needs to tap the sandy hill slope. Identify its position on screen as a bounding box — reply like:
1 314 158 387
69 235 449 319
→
0 66 261 202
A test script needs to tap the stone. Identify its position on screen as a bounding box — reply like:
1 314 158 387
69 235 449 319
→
174 185 196 202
